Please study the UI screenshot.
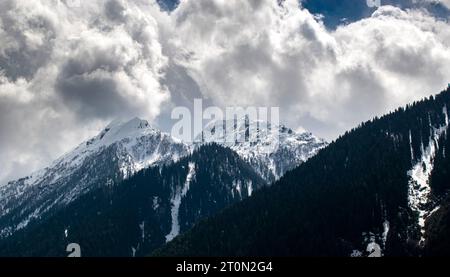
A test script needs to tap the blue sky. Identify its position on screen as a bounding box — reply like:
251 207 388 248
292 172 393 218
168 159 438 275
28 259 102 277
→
158 0 449 29
302 0 449 28
157 0 180 11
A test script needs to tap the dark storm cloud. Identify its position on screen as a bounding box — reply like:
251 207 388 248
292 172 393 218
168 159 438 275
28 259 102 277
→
55 42 137 120
56 66 127 120
105 0 127 22
376 44 442 78
0 0 57 81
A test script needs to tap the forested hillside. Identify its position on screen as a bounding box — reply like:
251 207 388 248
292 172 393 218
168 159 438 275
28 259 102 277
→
0 144 266 257
155 87 450 257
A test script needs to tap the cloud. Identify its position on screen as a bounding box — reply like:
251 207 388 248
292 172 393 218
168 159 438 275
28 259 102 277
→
425 0 450 9
0 0 449 184
167 1 450 139
442 0 450 9
0 0 169 183
0 0 58 81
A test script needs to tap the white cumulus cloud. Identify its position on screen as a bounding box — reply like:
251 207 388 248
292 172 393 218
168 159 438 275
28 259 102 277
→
0 0 449 183
166 0 450 138
0 0 170 183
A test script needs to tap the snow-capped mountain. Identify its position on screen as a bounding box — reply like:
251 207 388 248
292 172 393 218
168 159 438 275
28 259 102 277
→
0 144 266 257
199 118 328 183
0 115 326 242
155 88 450 258
0 118 190 238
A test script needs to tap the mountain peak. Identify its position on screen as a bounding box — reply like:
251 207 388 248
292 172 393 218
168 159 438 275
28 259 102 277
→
106 117 151 130
200 118 327 182
0 117 190 237
87 117 159 150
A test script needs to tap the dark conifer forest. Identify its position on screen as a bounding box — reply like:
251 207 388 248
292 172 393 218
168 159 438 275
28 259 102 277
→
0 144 266 257
154 87 450 257
1 88 449 257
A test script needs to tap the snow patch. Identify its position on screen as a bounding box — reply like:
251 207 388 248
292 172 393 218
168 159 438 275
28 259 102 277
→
247 181 253 197
409 130 414 161
355 230 385 257
139 221 145 242
350 250 363 257
367 242 382 258
429 206 441 217
407 107 449 245
235 181 242 198
444 105 449 127
165 163 196 242
382 220 390 246
152 196 160 210
15 207 42 231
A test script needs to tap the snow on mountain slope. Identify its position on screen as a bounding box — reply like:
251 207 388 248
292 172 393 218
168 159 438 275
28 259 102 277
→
199 118 328 183
0 116 326 240
407 105 449 245
165 162 196 243
0 118 190 238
